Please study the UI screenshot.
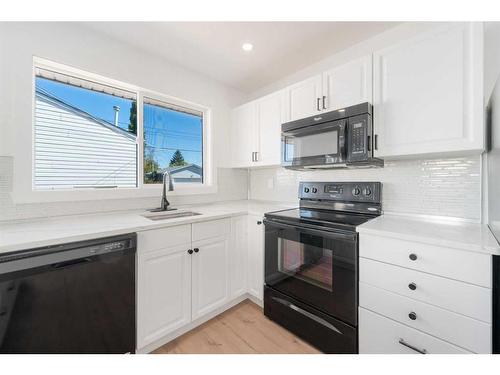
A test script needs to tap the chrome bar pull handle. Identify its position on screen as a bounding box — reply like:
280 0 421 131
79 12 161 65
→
398 338 427 354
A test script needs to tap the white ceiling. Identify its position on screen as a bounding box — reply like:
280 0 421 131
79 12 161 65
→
83 22 399 93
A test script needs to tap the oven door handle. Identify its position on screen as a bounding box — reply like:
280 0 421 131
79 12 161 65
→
272 297 343 335
263 219 357 242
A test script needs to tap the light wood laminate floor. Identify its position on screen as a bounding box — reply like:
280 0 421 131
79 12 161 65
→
153 300 321 354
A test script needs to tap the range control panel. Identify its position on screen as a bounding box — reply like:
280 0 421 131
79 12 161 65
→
299 181 381 203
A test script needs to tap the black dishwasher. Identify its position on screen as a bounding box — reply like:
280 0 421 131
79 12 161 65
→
0 233 136 354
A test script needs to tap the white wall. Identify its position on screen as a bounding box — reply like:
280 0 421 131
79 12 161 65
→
0 22 248 221
487 78 500 239
484 22 500 105
484 22 500 239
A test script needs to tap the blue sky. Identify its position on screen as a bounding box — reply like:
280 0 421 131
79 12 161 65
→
36 77 203 168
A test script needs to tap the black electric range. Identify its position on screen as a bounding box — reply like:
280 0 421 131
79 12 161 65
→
263 181 382 354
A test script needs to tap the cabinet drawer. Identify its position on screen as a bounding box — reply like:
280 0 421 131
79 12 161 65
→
359 308 471 354
359 234 491 287
360 258 492 323
138 224 191 253
192 218 230 242
360 282 491 353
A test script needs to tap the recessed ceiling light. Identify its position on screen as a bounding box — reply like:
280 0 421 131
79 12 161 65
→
242 43 253 52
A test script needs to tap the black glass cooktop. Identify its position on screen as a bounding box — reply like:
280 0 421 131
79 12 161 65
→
264 208 376 232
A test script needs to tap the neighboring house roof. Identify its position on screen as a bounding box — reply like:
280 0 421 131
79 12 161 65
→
35 88 136 141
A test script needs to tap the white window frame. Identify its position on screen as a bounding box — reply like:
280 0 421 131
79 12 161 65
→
11 57 216 204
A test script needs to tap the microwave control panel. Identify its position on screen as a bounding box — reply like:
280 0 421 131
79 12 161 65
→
347 114 372 162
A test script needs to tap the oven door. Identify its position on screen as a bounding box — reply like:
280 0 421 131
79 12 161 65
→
264 219 358 326
281 119 346 168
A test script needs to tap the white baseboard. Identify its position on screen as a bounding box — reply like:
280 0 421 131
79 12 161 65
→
136 293 261 354
247 293 263 307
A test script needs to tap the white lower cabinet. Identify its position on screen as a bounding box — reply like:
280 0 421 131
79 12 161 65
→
360 282 491 353
359 308 471 354
137 243 192 349
136 214 269 351
247 215 265 302
137 218 239 351
230 215 248 299
358 232 492 354
191 236 230 320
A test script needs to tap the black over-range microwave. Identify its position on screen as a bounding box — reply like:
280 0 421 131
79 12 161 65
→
281 103 383 169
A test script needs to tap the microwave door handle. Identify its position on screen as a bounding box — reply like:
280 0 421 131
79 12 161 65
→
367 135 371 152
339 121 347 160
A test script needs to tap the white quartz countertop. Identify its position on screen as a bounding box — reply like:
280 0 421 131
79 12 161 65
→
357 214 500 255
0 200 294 254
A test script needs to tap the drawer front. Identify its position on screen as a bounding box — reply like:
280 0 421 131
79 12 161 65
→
360 258 492 323
360 282 491 353
138 224 191 253
359 233 491 287
359 308 471 354
192 218 230 242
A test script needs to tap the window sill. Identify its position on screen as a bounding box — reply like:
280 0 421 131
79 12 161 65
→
10 184 218 204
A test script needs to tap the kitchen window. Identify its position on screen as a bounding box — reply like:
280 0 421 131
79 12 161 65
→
143 97 204 185
29 59 211 199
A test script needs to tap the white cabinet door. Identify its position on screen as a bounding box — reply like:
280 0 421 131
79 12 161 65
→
230 215 248 298
373 23 484 157
323 55 372 111
191 236 230 320
247 215 265 301
255 90 286 166
286 75 323 121
230 103 256 167
137 243 192 349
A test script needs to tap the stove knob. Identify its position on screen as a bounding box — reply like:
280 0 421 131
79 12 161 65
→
304 187 310 193
352 187 361 196
312 187 318 193
363 187 372 196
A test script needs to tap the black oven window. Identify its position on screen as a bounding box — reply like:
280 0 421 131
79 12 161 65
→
278 233 333 292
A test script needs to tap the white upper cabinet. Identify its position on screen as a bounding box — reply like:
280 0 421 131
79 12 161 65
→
255 90 286 166
230 103 255 167
286 75 323 121
373 23 484 158
323 55 373 111
230 90 285 168
286 56 372 121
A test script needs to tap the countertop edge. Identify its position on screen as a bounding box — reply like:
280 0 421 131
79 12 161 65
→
357 223 500 256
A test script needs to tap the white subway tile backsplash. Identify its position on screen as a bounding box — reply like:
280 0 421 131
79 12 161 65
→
249 156 481 221
0 157 248 222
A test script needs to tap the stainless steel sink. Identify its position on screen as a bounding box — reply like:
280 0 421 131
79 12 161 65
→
142 210 202 221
